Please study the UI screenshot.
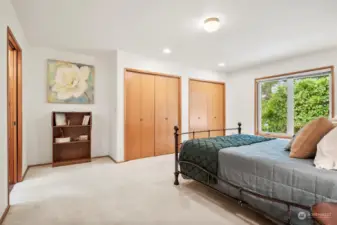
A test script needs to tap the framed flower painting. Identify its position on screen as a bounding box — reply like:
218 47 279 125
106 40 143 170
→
47 60 95 104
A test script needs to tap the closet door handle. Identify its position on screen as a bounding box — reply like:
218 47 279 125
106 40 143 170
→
140 118 143 122
198 117 200 119
214 117 216 119
165 118 168 120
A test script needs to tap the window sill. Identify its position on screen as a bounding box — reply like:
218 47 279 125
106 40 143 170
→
256 132 292 139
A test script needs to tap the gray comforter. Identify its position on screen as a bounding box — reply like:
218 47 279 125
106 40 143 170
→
214 139 337 224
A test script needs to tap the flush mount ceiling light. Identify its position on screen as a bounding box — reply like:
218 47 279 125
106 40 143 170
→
163 48 171 54
218 62 226 67
204 17 220 33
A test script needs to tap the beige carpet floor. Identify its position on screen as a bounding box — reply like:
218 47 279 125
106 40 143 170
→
5 155 271 225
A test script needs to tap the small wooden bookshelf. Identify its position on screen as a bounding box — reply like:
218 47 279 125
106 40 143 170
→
52 112 92 167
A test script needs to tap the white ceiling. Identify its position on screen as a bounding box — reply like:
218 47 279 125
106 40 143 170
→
11 0 337 71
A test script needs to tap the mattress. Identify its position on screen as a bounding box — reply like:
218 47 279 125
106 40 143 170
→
214 139 337 224
179 134 274 184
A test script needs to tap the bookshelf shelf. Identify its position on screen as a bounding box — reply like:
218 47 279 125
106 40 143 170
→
52 112 92 167
53 140 90 145
53 125 91 128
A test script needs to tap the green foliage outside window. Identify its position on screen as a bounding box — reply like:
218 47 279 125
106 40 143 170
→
294 76 330 132
261 76 330 134
261 81 287 133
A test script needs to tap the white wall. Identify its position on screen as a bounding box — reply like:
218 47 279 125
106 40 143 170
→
226 48 337 134
109 51 118 160
0 0 30 218
27 48 116 165
114 50 226 162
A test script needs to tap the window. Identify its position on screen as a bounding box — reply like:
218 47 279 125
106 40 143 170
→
256 67 334 137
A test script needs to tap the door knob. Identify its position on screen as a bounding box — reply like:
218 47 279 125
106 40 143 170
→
140 118 143 121
198 117 200 119
165 118 168 120
214 117 216 119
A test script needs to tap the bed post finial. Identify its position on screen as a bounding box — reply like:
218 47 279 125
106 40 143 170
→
174 126 180 185
238 122 242 134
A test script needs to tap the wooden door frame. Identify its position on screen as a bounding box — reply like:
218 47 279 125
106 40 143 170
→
188 78 226 136
7 26 23 202
124 68 182 161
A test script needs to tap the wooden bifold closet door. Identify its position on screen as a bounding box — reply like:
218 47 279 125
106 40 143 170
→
154 76 179 156
189 79 225 139
125 70 180 161
125 71 155 161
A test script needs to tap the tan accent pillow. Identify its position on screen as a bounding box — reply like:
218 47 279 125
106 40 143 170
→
290 117 334 159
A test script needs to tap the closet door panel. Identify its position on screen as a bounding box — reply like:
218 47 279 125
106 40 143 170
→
125 72 141 160
205 82 214 137
140 74 155 158
211 84 224 137
166 77 179 154
189 80 208 139
155 76 179 155
154 76 168 156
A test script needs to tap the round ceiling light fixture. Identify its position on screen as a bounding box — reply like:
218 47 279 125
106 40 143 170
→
218 62 226 67
203 17 220 33
163 48 171 54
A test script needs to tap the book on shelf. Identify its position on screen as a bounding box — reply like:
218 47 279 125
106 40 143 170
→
82 115 90 125
55 113 66 126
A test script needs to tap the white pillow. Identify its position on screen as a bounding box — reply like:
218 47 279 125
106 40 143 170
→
314 127 337 170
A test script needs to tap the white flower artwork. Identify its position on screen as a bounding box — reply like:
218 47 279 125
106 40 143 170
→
47 60 94 104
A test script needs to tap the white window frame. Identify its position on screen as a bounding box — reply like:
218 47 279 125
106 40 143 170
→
256 67 334 137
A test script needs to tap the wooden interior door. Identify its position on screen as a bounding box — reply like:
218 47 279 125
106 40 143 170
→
166 77 179 153
209 83 225 137
189 80 209 138
7 45 17 186
7 27 23 201
154 76 179 155
140 74 155 158
154 76 167 155
125 71 155 160
189 79 225 139
125 71 142 161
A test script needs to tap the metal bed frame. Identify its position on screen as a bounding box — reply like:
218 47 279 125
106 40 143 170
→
173 123 315 225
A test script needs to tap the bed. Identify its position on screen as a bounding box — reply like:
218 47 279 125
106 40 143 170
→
173 123 337 225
